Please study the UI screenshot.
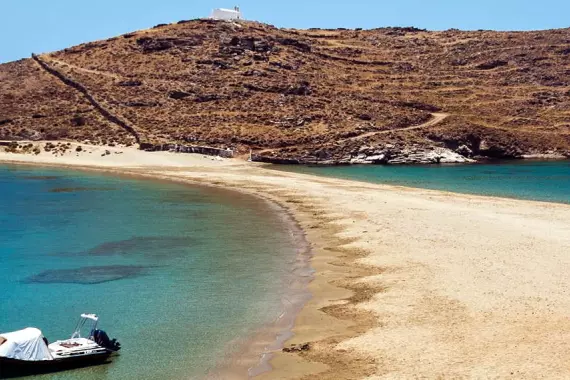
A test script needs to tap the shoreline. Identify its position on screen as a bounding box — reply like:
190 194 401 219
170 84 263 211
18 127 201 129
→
207 195 315 379
268 160 570 207
2 145 570 378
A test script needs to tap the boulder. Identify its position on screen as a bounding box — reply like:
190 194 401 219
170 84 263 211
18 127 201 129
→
117 80 143 87
456 144 473 157
253 54 269 61
124 101 160 107
194 94 222 103
71 116 86 127
365 154 386 163
285 81 312 96
269 61 295 70
196 59 232 69
243 81 312 96
242 69 267 77
253 40 272 53
475 60 509 70
432 148 473 163
395 101 441 112
137 37 173 53
220 36 274 55
276 38 312 53
283 343 311 353
384 147 474 165
168 91 193 100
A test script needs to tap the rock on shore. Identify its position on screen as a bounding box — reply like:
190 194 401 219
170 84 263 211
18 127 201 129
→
253 145 474 165
349 146 473 165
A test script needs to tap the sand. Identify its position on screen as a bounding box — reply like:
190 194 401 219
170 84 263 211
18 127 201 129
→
2 143 570 379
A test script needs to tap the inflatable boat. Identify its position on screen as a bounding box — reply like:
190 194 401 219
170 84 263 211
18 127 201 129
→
0 314 120 378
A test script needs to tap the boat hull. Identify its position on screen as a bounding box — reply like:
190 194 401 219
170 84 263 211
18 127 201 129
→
0 352 112 378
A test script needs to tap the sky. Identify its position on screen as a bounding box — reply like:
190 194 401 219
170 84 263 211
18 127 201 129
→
1 0 569 63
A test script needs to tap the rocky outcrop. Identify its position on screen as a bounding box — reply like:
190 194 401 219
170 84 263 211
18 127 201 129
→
117 80 143 87
477 139 523 159
194 94 223 103
521 151 570 159
250 154 301 165
219 36 311 56
168 90 193 100
196 59 233 69
243 81 312 96
388 148 473 165
275 38 312 53
168 91 223 102
475 60 509 70
348 146 473 165
137 37 173 53
220 36 274 54
136 37 203 53
123 101 160 107
253 146 473 165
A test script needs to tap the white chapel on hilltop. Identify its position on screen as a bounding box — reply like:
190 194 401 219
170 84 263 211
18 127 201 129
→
209 6 243 21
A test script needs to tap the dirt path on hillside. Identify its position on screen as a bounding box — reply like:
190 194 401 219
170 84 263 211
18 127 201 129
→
255 113 449 156
45 57 120 79
340 112 449 143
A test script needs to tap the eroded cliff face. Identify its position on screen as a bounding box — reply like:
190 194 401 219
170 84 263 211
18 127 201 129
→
1 20 569 163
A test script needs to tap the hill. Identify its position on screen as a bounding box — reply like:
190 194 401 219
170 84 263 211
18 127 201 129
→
1 19 570 164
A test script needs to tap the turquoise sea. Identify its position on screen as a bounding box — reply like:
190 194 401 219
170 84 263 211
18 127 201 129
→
274 161 570 204
0 165 309 379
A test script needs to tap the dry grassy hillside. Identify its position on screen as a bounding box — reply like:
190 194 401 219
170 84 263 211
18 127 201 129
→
1 20 569 163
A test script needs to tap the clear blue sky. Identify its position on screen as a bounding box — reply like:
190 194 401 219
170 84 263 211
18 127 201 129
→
1 0 568 63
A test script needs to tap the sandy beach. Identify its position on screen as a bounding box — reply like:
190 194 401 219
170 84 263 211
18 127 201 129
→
2 143 570 379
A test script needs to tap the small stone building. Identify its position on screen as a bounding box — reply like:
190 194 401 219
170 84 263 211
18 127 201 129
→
209 7 243 20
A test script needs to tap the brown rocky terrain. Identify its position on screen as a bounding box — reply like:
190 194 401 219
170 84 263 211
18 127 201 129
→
1 19 570 163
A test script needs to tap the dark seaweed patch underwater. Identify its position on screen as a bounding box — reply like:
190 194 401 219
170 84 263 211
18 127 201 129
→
23 265 151 285
52 236 199 258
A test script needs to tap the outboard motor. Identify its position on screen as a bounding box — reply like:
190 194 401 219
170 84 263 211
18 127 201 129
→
92 329 121 352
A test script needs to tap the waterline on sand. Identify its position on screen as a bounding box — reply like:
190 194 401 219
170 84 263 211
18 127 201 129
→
272 160 570 204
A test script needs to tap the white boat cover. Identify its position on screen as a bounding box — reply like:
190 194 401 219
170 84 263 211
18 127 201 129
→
0 328 53 361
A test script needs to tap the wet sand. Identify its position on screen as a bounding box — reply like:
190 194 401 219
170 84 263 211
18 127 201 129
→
2 143 570 379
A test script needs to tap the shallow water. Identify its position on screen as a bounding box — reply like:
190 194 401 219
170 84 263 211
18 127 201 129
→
274 160 570 204
0 165 305 379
